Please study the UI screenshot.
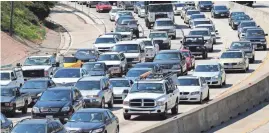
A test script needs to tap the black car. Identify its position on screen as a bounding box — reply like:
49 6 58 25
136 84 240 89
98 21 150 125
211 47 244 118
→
229 11 245 18
181 35 208 59
153 50 188 76
243 28 268 50
32 86 84 123
0 113 13 133
230 15 251 30
65 108 119 133
211 5 230 18
74 49 99 63
82 62 111 77
197 1 213 11
11 118 66 133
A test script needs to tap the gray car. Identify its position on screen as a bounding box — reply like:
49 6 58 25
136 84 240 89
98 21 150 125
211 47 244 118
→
110 78 132 101
189 18 213 29
149 31 171 50
189 28 214 52
196 24 218 44
153 18 176 39
229 41 255 63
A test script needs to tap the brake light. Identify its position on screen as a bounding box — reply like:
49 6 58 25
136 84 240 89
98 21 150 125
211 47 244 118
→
44 71 49 76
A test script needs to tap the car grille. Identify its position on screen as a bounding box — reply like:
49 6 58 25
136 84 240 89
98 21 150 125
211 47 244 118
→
23 70 44 77
40 107 60 113
155 14 168 19
250 40 260 42
180 92 190 95
127 58 135 62
224 63 237 65
160 64 173 69
205 77 211 80
153 40 163 44
129 99 155 107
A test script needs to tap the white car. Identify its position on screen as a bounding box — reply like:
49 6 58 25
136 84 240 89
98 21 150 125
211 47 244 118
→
189 28 214 52
52 68 88 85
93 35 119 53
177 76 209 103
193 63 226 88
137 5 146 18
115 11 133 22
136 38 159 61
173 3 185 16
0 67 24 87
109 7 124 21
110 78 132 101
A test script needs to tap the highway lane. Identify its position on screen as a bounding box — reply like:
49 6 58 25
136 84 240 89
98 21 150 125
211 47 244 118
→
8 2 269 133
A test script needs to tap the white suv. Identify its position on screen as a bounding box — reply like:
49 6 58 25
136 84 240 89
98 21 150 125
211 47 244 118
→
123 72 179 120
93 35 119 53
0 67 24 87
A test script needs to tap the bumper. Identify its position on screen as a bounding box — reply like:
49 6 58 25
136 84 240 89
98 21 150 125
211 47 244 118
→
251 42 267 49
206 79 222 86
32 112 72 120
179 94 201 102
174 10 181 15
123 105 165 115
214 13 229 17
191 51 204 56
99 8 111 11
158 42 170 49
114 94 127 101
109 67 122 75
223 64 245 71
84 98 101 107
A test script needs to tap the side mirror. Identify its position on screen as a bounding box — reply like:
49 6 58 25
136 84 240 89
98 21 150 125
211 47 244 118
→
16 63 21 67
215 30 218 32
265 33 268 36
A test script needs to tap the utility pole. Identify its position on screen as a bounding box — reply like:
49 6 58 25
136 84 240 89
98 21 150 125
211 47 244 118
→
9 1 14 36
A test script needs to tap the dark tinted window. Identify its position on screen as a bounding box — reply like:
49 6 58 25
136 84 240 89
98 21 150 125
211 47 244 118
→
240 22 256 27
194 20 211 25
246 30 265 37
75 81 100 90
148 4 173 12
1 73 10 80
178 78 200 86
214 6 227 10
82 63 105 71
40 90 71 101
195 65 219 72
200 1 212 4
130 83 164 93
21 81 48 89
69 112 104 122
11 124 46 133
154 53 180 60
221 52 243 58
63 57 77 63
95 38 116 44
54 69 80 78
191 14 206 19
115 26 131 32
110 80 130 87
1 88 15 96
156 20 174 26
233 15 250 20
143 40 153 46
189 30 209 36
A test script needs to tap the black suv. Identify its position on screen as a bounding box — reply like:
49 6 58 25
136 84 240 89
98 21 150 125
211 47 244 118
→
242 28 268 50
11 118 66 133
181 35 208 59
32 87 84 123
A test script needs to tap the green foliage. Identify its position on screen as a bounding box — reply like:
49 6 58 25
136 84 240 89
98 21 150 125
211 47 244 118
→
26 1 57 21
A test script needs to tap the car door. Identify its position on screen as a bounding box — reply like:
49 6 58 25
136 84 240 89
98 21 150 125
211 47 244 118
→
104 111 113 133
165 82 173 109
107 110 118 133
105 78 113 101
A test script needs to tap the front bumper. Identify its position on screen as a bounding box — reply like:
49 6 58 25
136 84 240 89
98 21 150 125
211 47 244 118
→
206 78 222 86
223 63 245 71
179 94 201 102
214 12 229 17
123 105 166 115
99 8 111 11
199 6 212 10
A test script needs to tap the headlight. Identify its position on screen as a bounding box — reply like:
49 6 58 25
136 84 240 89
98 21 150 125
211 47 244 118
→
261 39 266 42
156 101 165 106
123 101 129 106
32 107 40 113
212 75 220 79
61 106 70 112
238 62 245 65
191 91 200 95
92 127 104 133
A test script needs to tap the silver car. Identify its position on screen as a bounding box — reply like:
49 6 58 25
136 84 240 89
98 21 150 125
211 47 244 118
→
110 78 132 101
153 18 176 39
189 18 213 29
195 24 218 44
229 41 255 63
184 10 200 24
149 31 171 50
188 28 214 52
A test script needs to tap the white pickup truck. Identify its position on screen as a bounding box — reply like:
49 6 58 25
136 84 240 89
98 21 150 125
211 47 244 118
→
0 67 24 87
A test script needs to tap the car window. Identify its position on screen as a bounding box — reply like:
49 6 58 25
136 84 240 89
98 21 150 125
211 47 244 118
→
49 80 56 87
165 82 169 92
104 111 110 120
107 110 115 118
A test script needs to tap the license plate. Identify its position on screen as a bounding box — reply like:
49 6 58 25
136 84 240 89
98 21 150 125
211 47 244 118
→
181 95 187 98
228 64 233 68
46 115 53 119
221 14 225 16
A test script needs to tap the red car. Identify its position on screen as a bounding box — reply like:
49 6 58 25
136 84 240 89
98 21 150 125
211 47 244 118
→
180 49 195 70
96 1 112 12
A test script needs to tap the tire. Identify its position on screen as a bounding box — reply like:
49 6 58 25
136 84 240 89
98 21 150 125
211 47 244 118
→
100 98 105 108
213 39 216 44
205 90 210 101
116 126 119 133
199 94 203 104
123 114 131 120
22 101 28 114
250 57 255 63
222 79 226 86
171 99 178 115
108 95 114 108
10 105 16 117
263 45 267 51
246 65 249 71
202 53 207 59
210 47 213 52
218 78 223 88
160 105 167 120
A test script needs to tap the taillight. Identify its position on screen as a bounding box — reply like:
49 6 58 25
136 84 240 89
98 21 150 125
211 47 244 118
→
44 71 49 76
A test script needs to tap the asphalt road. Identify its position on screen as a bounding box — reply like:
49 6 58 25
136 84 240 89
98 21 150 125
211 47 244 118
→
8 2 269 133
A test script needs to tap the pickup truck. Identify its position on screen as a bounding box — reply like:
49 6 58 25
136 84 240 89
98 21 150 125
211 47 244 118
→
0 66 24 87
1 86 32 117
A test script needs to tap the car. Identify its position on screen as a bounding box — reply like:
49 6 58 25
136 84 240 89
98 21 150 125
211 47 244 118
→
153 18 176 39
125 67 152 82
110 78 133 101
184 10 200 24
0 66 24 87
115 15 134 26
86 1 99 8
32 86 84 123
113 41 145 67
189 18 213 29
134 62 162 70
238 26 257 39
109 7 124 21
211 5 230 18
75 76 114 108
189 14 206 24
181 6 196 19
230 15 251 30
121 19 140 38
185 1 196 6
64 108 119 133
1 86 31 117
0 113 13 133
219 50 249 72
180 49 195 70
97 52 128 76
20 78 56 106
96 1 112 13
149 31 171 50
136 38 160 62
242 28 268 50
137 4 146 18
173 3 186 16
123 71 179 120
113 25 134 40
193 63 226 88
74 48 99 63
119 1 134 10
197 1 214 11
237 20 258 34
181 35 208 59
134 1 144 13
63 55 82 68
105 32 123 41
115 11 133 22
195 24 218 44
82 62 111 77
177 76 209 103
93 35 119 53
51 68 88 86
229 41 255 63
229 11 245 18
189 28 214 52
11 118 66 133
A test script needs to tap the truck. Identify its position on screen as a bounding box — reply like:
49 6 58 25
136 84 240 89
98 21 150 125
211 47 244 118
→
0 65 24 87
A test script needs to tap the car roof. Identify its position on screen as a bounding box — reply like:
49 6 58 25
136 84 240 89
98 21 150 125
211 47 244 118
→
178 76 199 79
101 52 120 55
185 35 204 38
77 108 110 113
190 28 209 31
193 18 211 21
18 119 52 124
47 86 74 91
196 24 214 27
98 35 115 38
116 40 140 45
79 76 106 81
159 49 181 53
247 28 264 31
155 18 173 21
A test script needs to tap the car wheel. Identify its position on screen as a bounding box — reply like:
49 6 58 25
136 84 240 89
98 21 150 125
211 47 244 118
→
205 90 210 101
116 126 119 133
123 114 131 120
246 65 249 71
100 98 105 108
22 101 28 114
171 99 178 115
263 45 267 51
218 78 223 88
10 105 16 117
160 105 168 120
222 79 226 86
213 38 216 44
108 95 114 108
199 93 203 104
202 53 207 59
211 13 214 18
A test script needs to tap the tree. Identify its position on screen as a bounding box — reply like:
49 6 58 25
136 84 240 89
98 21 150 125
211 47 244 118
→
26 1 57 21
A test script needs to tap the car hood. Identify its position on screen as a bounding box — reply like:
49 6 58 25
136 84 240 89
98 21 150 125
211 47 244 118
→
80 90 101 97
113 87 130 94
20 89 46 95
94 43 115 48
154 26 174 30
88 70 106 76
65 122 103 130
35 101 70 108
52 78 80 84
98 61 121 65
124 53 140 58
22 65 51 71
125 93 165 100
220 58 244 63
1 96 15 103
177 86 201 92
0 80 11 86
192 72 220 77
116 32 132 35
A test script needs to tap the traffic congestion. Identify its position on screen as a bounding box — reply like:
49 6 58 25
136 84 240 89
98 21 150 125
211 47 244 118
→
1 1 268 133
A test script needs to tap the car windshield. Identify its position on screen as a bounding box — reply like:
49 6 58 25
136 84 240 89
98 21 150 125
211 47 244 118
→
24 57 51 66
189 30 209 36
110 80 130 87
240 22 256 27
215 6 227 10
191 14 206 19
178 78 200 86
196 26 214 32
221 52 243 58
98 54 120 61
11 124 46 133
230 42 252 49
115 26 131 32
21 81 48 89
40 90 70 101
118 17 133 24
75 50 96 57
242 27 256 33
181 51 190 57
130 83 164 93
111 8 123 13
246 30 265 37
175 3 185 7
0 72 10 80
143 40 153 46
64 57 77 63
113 44 139 53
75 81 100 90
154 53 180 60
95 38 116 44
126 69 151 77
54 69 80 78
1 88 15 96
148 4 173 12
194 20 211 26
195 65 219 72
233 15 250 20
118 12 132 16
156 20 174 26
69 112 104 123
200 1 213 4
184 37 204 44
82 63 105 71
187 10 200 15
231 12 245 17
149 33 168 38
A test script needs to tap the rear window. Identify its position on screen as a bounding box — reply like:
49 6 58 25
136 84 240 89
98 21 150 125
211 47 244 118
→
64 57 77 63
